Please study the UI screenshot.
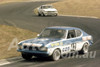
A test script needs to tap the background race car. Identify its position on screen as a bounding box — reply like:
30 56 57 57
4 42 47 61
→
34 5 58 16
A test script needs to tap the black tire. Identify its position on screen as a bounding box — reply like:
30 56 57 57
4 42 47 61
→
54 14 58 16
50 49 61 61
38 12 41 16
21 53 32 60
41 12 45 16
79 43 89 54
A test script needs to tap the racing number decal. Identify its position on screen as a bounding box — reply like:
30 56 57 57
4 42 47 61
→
63 47 70 52
71 43 76 50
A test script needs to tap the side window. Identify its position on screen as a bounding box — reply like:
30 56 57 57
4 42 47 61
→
75 30 82 37
67 30 76 39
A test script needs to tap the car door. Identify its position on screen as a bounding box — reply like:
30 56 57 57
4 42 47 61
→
67 29 82 51
61 30 76 54
67 30 77 51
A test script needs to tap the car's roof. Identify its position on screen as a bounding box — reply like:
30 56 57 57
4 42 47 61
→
47 26 81 30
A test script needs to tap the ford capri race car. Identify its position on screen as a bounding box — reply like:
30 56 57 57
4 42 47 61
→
17 26 93 61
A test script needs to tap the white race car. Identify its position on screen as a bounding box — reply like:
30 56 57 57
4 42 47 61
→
37 5 58 16
17 26 93 61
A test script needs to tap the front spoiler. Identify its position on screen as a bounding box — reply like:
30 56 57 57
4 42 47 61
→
17 49 50 56
44 12 57 16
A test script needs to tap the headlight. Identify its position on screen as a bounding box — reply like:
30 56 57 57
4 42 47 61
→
18 45 23 50
39 46 48 51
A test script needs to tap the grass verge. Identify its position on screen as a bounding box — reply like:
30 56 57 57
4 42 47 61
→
0 25 37 59
52 0 100 18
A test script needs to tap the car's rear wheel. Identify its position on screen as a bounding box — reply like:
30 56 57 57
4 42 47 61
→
79 43 89 54
21 53 32 60
54 14 58 16
50 49 61 61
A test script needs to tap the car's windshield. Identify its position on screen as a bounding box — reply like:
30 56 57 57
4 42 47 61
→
38 29 66 39
41 6 53 9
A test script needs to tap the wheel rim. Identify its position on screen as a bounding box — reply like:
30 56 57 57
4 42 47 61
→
41 13 45 16
55 14 57 16
53 50 60 60
41 13 43 16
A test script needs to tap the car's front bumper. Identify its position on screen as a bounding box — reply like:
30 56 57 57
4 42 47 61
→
44 12 58 16
17 49 50 56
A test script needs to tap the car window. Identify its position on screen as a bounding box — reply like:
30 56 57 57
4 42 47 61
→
38 29 66 39
75 30 82 37
67 30 76 39
41 6 53 9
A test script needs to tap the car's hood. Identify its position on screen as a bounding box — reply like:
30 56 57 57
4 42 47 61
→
19 38 61 46
43 8 57 12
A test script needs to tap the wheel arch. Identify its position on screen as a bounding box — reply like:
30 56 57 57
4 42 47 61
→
56 48 61 52
82 41 90 49
52 48 61 54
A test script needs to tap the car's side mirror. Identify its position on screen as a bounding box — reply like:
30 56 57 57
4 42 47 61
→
37 34 40 36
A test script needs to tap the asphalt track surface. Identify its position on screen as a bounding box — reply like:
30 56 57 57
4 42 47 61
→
0 1 100 67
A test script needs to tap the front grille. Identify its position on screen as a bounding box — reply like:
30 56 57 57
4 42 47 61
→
29 46 33 50
35 47 39 50
47 11 55 13
23 45 27 49
23 45 38 51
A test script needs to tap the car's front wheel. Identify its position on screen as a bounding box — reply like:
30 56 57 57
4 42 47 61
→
38 13 41 16
41 12 45 16
50 49 61 61
21 53 32 60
